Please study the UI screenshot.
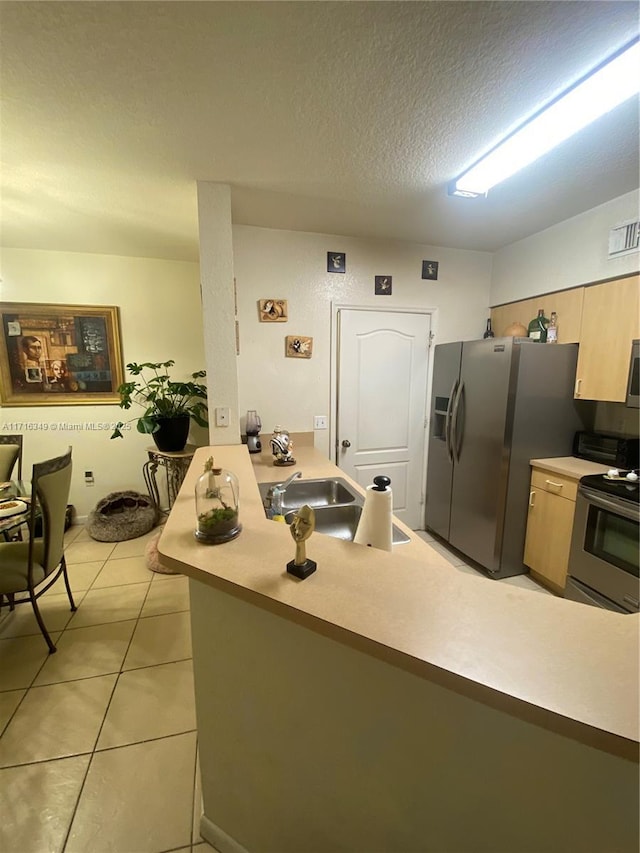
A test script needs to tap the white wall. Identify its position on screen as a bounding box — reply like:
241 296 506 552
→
490 190 640 438
0 248 205 517
198 182 241 445
1 232 491 516
491 190 640 305
232 225 493 456
5 188 635 517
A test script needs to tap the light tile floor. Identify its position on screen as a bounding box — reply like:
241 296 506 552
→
0 523 215 853
0 524 551 853
415 530 554 596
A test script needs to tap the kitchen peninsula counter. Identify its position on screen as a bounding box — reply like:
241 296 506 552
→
159 444 639 853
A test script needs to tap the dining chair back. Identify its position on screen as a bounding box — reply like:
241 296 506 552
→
0 434 23 481
0 447 75 653
34 449 73 574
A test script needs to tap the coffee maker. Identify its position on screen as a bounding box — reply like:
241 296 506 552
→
245 410 262 453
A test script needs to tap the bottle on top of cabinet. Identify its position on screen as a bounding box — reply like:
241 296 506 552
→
547 311 558 343
483 319 495 339
527 308 549 342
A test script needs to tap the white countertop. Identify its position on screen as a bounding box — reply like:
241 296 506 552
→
159 444 639 760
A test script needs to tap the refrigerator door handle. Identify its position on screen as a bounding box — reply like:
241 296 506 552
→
451 380 465 463
445 380 458 462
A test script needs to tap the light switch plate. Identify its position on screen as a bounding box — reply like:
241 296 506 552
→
314 415 327 430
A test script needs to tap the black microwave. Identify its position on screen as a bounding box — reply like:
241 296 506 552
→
573 431 639 470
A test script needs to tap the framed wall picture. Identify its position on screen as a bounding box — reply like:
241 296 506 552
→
258 299 288 322
0 302 125 406
375 276 392 295
327 252 346 273
285 335 313 358
421 260 439 280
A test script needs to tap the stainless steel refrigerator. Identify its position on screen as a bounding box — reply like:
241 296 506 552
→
425 337 584 579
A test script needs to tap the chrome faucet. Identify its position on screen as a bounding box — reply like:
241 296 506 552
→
264 470 302 515
278 470 302 492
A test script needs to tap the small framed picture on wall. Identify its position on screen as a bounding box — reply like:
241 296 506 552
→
258 299 288 322
327 252 346 274
285 335 313 358
375 276 392 295
421 260 439 280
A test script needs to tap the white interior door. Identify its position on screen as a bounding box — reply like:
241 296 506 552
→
337 308 431 529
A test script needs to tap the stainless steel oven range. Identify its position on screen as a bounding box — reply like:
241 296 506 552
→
566 472 639 613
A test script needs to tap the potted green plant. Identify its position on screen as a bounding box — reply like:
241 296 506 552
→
110 360 208 452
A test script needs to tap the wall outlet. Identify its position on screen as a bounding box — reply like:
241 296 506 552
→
314 415 328 430
215 406 230 427
84 470 95 486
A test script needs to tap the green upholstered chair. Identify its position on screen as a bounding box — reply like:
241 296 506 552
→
0 448 76 653
0 435 23 482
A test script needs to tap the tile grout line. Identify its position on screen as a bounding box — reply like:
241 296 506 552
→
1 527 198 853
60 731 200 853
0 586 91 644
0 535 140 842
60 544 193 853
0 546 108 853
41 534 157 655
0 715 198 770
60 553 154 853
0 688 29 741
0 583 92 733
0 752 98 774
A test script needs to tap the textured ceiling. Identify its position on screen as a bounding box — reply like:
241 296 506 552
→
1 1 638 261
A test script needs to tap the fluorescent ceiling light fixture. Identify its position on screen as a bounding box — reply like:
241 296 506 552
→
451 37 640 197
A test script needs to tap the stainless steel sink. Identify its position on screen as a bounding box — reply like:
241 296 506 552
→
283 504 410 545
258 477 358 512
259 475 410 544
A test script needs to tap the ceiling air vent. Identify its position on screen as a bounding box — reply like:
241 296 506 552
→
608 219 640 259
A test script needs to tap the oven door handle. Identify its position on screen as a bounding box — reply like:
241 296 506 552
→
566 578 634 613
579 486 640 523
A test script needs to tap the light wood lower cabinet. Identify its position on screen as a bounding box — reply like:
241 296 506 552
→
524 468 579 594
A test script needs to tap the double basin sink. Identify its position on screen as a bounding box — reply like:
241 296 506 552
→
257 476 410 545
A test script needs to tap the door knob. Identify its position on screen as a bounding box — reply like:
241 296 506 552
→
341 439 351 448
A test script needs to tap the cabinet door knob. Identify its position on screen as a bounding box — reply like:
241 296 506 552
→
529 490 535 507
574 378 582 397
341 439 351 448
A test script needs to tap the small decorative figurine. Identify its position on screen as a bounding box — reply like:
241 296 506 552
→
287 504 316 579
270 425 296 466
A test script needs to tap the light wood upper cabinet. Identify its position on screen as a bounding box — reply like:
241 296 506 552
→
491 274 639 403
491 287 584 342
574 274 640 402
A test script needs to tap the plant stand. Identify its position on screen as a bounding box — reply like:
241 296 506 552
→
143 446 196 515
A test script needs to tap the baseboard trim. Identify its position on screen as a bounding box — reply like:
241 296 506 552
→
200 814 250 853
